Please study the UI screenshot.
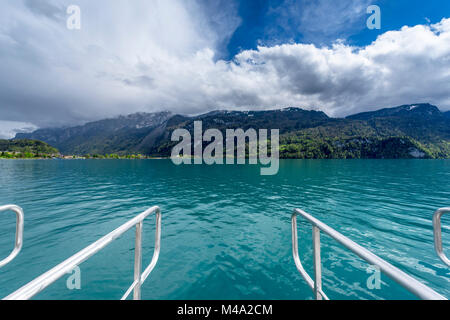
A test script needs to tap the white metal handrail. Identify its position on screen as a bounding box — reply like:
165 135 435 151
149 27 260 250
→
292 208 447 300
433 208 450 267
4 206 161 300
0 205 24 268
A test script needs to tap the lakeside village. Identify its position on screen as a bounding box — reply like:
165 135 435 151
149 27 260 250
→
0 151 156 160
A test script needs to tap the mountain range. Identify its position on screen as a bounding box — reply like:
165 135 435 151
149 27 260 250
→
15 103 450 159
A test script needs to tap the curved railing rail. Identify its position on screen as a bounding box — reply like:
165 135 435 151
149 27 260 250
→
4 206 161 300
0 205 24 268
433 208 450 267
292 208 446 300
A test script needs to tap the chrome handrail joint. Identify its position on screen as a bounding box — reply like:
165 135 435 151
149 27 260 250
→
433 208 450 267
0 205 24 268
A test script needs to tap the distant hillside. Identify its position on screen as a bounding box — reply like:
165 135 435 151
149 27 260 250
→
347 103 442 120
16 112 172 155
142 108 332 156
346 104 450 142
16 104 450 159
345 103 450 157
279 119 441 159
17 108 330 156
0 139 59 158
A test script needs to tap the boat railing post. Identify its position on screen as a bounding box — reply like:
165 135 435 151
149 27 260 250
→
133 221 143 300
313 226 323 300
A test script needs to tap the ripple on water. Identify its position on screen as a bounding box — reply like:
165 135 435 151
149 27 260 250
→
0 159 448 300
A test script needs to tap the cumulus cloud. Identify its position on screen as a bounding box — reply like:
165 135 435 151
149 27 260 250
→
0 0 449 131
227 17 450 116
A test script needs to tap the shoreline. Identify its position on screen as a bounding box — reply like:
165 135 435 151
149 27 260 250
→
1 157 449 161
0 157 170 160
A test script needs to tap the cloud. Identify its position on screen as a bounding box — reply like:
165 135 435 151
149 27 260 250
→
0 121 38 139
23 0 65 21
226 18 450 116
0 0 240 127
0 1 449 132
263 0 373 45
114 17 450 117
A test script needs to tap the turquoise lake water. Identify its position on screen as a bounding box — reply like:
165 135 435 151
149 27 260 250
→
0 160 449 300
